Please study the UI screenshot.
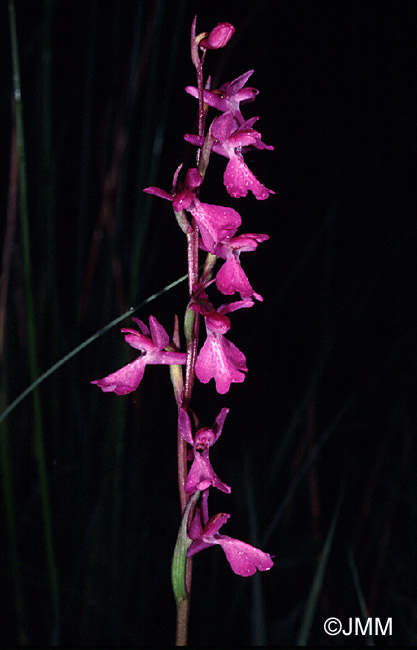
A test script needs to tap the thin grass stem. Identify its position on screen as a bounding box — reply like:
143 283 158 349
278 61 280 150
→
0 104 27 645
8 2 60 639
0 401 27 644
296 487 344 645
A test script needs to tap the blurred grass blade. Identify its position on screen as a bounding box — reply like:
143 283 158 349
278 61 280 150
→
262 393 356 547
9 1 60 640
296 487 344 645
0 409 27 644
347 547 375 645
244 458 267 645
0 102 27 644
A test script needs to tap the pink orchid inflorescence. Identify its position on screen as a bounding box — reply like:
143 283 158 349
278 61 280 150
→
91 16 273 612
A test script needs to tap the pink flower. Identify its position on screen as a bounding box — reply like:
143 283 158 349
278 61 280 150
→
185 112 274 200
201 233 270 301
190 201 241 253
185 69 259 125
187 510 274 577
199 22 235 50
91 316 187 395
191 290 254 394
178 407 231 494
195 331 247 394
144 167 241 252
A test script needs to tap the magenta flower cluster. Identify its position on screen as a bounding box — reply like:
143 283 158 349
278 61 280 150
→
91 19 273 579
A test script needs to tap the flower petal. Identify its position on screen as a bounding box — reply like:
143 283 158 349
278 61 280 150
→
188 507 204 540
215 537 274 576
184 133 205 148
203 512 231 536
149 315 170 350
223 233 270 253
216 256 263 300
213 407 229 441
217 298 254 315
187 538 212 557
184 453 231 494
185 72 257 125
190 200 241 252
185 85 228 113
212 111 237 143
224 155 275 200
130 317 150 335
227 69 255 93
143 186 173 201
91 357 146 395
178 407 193 445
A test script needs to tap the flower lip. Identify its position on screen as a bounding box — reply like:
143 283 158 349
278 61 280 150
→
195 330 248 394
212 234 270 301
187 509 274 577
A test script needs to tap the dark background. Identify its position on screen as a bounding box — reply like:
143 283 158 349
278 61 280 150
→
0 0 416 646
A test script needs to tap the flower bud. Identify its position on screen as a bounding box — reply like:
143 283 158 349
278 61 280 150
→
200 22 235 50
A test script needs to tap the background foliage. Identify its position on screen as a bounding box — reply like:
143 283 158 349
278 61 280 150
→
0 0 416 645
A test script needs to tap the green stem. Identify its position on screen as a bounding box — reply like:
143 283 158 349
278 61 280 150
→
172 491 200 646
9 1 60 640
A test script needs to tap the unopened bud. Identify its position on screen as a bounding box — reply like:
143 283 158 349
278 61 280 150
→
200 22 235 50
